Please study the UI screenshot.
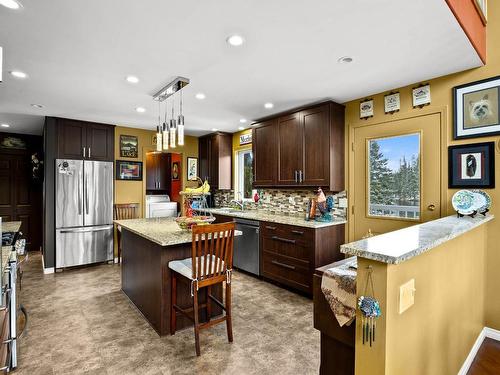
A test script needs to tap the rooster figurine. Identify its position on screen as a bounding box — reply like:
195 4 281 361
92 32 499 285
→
316 187 327 215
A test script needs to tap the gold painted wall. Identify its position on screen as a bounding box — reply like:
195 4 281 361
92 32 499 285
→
345 1 500 330
355 223 489 375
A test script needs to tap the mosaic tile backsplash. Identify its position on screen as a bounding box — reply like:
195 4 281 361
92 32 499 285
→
213 189 347 220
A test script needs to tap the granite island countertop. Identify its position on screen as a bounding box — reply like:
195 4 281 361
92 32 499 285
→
340 214 494 264
114 217 242 247
1 221 22 269
196 208 347 229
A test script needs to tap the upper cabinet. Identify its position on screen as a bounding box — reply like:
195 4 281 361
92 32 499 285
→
252 101 344 191
55 118 114 161
146 152 171 191
198 132 232 190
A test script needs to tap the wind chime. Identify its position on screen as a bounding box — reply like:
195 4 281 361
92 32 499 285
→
358 266 381 347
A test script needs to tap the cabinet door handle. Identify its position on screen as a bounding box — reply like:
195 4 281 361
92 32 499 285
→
291 230 304 235
271 260 296 270
299 170 303 183
272 236 296 244
294 170 298 183
82 147 86 158
88 147 91 158
265 225 277 230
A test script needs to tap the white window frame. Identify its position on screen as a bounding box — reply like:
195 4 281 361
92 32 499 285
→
235 149 254 202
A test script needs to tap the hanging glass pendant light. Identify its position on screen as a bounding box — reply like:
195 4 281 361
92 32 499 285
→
177 89 185 146
170 97 177 148
156 101 163 152
162 99 169 151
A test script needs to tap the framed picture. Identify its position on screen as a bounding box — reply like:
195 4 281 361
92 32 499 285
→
412 84 431 108
116 160 143 181
448 142 495 188
384 92 400 114
453 75 500 139
187 157 198 181
152 134 158 146
120 135 138 158
172 161 180 181
360 99 374 119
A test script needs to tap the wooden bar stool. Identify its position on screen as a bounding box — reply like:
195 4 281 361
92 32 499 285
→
113 203 140 263
169 222 235 356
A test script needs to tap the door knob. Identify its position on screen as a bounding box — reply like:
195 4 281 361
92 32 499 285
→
427 204 436 211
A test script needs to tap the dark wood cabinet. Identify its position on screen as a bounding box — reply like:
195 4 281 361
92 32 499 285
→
252 119 278 186
146 152 171 191
260 221 345 295
252 101 344 191
56 118 114 161
198 132 232 189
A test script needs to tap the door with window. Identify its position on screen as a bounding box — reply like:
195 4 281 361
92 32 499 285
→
352 113 442 240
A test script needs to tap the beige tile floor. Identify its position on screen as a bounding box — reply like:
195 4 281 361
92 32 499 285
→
15 252 319 374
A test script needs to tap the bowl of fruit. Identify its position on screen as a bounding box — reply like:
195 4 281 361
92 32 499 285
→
175 215 215 231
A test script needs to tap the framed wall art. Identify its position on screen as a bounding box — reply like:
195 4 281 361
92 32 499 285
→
448 142 495 188
116 160 143 181
172 161 180 181
412 84 431 108
187 157 198 181
360 99 374 119
120 135 138 158
384 92 400 114
453 75 500 139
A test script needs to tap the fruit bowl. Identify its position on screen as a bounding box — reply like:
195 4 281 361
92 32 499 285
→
175 216 215 230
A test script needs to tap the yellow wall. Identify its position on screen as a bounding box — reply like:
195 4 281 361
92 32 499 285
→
355 223 489 375
344 1 500 329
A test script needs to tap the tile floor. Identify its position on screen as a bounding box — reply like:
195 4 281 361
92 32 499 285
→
15 252 319 374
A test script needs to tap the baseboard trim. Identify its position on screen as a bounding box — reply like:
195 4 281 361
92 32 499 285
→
43 267 55 274
114 257 118 264
458 327 500 375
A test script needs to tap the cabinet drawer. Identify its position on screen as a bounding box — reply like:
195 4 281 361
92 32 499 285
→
262 252 310 292
261 236 310 263
260 222 314 246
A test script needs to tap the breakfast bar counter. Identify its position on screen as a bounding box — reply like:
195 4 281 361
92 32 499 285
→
114 217 229 336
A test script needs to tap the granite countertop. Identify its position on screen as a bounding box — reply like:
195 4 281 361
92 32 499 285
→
1 221 22 233
114 217 242 247
197 208 347 229
340 214 494 264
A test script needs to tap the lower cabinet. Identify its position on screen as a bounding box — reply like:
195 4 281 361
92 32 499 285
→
260 221 345 295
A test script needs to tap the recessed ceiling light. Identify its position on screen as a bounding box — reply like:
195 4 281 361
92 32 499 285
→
226 34 245 47
195 93 206 100
238 126 245 131
338 56 353 64
135 107 146 113
10 70 27 79
211 128 218 132
1 123 10 128
0 0 22 10
239 118 247 124
31 104 44 109
264 102 274 109
126 75 139 84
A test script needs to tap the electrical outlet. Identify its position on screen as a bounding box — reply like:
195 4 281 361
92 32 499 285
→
338 198 348 208
288 196 295 205
399 279 415 314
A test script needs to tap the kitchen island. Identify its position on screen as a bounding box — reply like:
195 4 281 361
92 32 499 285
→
114 217 236 336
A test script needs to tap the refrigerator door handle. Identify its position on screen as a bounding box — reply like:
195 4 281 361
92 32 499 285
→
78 173 82 215
85 175 89 214
59 226 113 234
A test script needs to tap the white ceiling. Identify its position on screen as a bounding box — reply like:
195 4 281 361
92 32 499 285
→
0 0 482 136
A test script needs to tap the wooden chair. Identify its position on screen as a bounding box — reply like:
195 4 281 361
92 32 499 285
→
114 203 140 263
169 222 235 356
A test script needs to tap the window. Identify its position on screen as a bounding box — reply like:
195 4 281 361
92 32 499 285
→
368 133 420 219
237 150 253 200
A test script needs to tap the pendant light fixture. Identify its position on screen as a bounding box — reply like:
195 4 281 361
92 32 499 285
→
156 101 163 152
170 96 177 148
177 89 185 146
162 99 169 151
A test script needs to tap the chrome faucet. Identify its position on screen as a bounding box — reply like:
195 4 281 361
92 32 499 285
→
230 192 244 210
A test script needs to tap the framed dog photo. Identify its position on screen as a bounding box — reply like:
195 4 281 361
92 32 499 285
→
448 142 495 188
453 75 500 139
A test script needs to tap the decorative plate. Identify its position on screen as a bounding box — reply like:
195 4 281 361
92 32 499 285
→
452 190 476 215
471 189 491 213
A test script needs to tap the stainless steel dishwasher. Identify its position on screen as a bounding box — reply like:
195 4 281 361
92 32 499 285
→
233 218 260 276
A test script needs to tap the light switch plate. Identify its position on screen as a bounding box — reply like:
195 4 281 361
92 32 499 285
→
399 279 415 314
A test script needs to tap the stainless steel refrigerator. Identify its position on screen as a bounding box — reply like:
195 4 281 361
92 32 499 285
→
55 159 114 268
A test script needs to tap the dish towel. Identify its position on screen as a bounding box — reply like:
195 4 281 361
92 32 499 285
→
321 256 357 327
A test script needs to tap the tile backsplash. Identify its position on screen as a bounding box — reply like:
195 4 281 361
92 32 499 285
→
213 189 347 220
